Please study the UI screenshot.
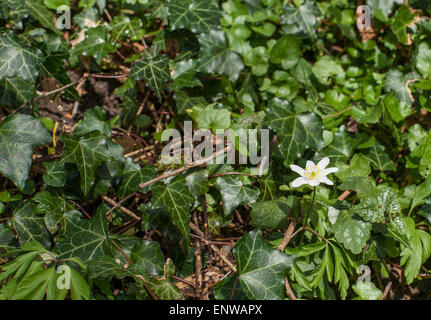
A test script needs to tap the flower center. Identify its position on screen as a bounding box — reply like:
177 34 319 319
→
305 165 320 180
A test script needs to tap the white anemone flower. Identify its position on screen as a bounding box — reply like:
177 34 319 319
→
290 157 339 188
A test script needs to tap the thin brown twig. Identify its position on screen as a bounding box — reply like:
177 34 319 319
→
139 146 232 189
103 194 141 221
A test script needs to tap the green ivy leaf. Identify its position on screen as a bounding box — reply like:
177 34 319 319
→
0 29 44 83
316 130 359 162
61 131 110 196
12 202 51 249
214 176 260 215
0 114 51 190
312 56 345 85
70 27 117 64
191 104 231 132
281 0 320 39
56 211 112 263
250 198 291 229
43 161 67 187
234 229 295 300
167 0 222 34
197 30 244 82
184 168 209 199
384 69 416 106
269 35 300 70
0 78 34 105
362 141 396 172
150 176 195 244
416 42 431 78
130 48 171 100
265 98 323 162
117 160 156 199
111 15 143 41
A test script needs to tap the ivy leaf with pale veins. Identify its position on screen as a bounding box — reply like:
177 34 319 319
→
43 161 67 188
250 198 291 229
197 30 244 82
362 141 396 172
167 0 222 34
234 229 295 300
117 160 157 199
264 98 323 162
281 0 320 39
332 211 372 254
70 27 117 65
0 29 44 83
150 176 195 244
0 114 51 190
56 211 112 263
184 168 209 199
130 47 170 100
12 202 51 249
214 176 260 215
0 78 34 106
352 188 401 223
60 131 110 196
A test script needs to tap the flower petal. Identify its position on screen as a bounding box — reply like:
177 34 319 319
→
291 177 308 188
317 157 330 170
306 160 315 170
319 176 334 185
321 167 339 176
308 179 321 187
290 164 305 176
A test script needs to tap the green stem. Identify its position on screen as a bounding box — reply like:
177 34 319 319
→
300 187 316 245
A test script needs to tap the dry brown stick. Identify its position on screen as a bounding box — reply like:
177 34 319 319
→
277 220 297 300
193 214 203 298
277 220 297 252
381 281 393 300
285 277 297 300
139 146 232 189
189 222 237 273
337 190 352 201
102 195 141 221
209 244 237 273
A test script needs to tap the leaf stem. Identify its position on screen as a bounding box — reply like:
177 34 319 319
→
300 186 316 245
